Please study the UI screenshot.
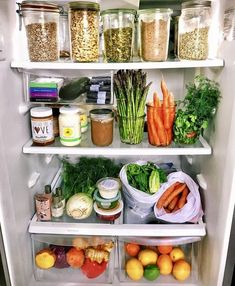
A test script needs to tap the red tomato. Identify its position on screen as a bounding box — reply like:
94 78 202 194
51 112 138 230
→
81 258 107 279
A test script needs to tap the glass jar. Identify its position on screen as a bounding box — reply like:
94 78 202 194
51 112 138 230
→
101 9 136 62
69 1 100 62
77 108 88 133
90 109 114 146
138 9 173 62
59 106 81 146
21 1 60 62
59 11 70 58
178 0 211 60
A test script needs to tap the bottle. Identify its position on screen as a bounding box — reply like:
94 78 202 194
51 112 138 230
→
51 195 64 218
56 187 65 210
35 193 52 221
44 184 52 200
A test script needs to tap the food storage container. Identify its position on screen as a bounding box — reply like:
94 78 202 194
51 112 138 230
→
59 11 70 58
69 1 100 62
94 189 121 210
77 107 88 133
31 234 115 283
20 1 60 62
96 177 121 199
178 0 211 60
90 109 114 146
119 236 201 284
101 9 136 62
138 9 173 62
94 200 123 221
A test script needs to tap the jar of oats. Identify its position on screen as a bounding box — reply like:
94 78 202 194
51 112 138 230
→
178 0 211 60
69 1 100 62
21 1 60 62
138 9 173 62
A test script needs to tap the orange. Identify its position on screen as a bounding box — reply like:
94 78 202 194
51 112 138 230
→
125 243 141 257
157 245 173 254
172 259 191 281
169 247 185 262
157 254 173 275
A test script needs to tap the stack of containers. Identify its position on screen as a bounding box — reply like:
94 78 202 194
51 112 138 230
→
86 76 112 104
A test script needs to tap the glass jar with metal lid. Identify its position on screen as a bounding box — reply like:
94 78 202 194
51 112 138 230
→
20 1 60 62
101 9 136 62
138 8 173 62
90 109 114 146
59 10 70 58
178 0 211 60
69 1 100 62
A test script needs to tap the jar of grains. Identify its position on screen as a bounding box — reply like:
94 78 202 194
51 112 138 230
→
178 0 211 60
69 1 100 62
138 9 173 61
101 9 136 62
20 1 60 62
59 11 70 58
90 109 114 146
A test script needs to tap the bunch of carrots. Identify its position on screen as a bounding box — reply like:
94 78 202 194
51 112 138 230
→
147 79 176 146
156 182 189 213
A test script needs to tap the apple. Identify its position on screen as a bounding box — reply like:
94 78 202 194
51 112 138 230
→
169 247 185 262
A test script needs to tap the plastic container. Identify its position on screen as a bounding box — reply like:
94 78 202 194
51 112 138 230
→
96 177 121 199
69 1 100 62
94 189 121 210
94 200 123 221
138 9 173 61
20 1 60 62
77 108 88 133
178 0 211 60
59 11 70 58
101 9 136 62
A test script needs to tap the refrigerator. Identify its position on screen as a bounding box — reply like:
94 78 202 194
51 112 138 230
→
0 0 235 285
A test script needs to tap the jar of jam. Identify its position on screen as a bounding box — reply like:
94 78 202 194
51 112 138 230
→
90 109 114 146
30 107 54 146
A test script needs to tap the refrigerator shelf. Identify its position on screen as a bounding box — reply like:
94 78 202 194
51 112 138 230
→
11 58 224 71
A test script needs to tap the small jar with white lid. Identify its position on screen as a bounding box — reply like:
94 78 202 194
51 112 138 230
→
30 107 54 146
59 106 81 146
78 108 88 133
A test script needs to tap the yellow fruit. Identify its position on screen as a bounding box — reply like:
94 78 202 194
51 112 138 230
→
138 249 158 266
157 254 173 275
126 258 144 281
172 259 191 281
170 247 185 262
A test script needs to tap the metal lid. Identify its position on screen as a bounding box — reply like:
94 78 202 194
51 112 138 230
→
30 107 52 117
101 8 136 16
60 106 80 114
21 1 60 13
69 1 100 11
182 0 211 9
90 109 113 120
44 185 52 194
138 8 173 15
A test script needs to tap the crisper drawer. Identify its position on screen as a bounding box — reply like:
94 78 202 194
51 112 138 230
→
31 234 115 284
118 236 201 285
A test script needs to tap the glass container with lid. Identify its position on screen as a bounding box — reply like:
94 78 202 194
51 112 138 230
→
59 10 70 58
101 9 136 62
178 0 211 60
20 1 60 62
138 8 173 62
68 1 100 62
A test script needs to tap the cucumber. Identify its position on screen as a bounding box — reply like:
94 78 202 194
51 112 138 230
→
59 77 90 100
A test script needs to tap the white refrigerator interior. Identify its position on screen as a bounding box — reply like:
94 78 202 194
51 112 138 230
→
0 0 235 286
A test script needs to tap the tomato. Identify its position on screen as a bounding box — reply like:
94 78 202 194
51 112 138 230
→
81 258 107 279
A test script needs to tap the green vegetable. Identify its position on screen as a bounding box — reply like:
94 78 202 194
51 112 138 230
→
149 170 160 194
59 77 90 100
66 193 93 219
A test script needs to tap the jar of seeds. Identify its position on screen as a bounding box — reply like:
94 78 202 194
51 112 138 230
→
178 0 211 60
69 1 100 62
101 9 136 63
21 1 60 62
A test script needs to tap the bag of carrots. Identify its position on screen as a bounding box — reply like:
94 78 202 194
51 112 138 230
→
154 171 204 223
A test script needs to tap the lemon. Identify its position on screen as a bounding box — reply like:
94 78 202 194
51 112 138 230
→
138 249 158 266
126 258 144 281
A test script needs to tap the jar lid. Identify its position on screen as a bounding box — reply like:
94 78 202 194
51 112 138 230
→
60 106 80 114
138 8 173 15
69 1 100 11
21 1 60 13
90 109 113 120
30 107 52 117
101 8 136 16
97 177 121 192
94 200 123 216
182 0 211 9
77 107 87 114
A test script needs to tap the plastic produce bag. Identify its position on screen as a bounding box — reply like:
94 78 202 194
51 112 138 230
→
154 171 204 223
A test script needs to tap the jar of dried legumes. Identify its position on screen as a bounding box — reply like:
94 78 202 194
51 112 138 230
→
20 1 60 62
178 0 211 60
69 1 100 62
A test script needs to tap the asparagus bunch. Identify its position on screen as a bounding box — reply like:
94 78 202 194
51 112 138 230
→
114 70 152 144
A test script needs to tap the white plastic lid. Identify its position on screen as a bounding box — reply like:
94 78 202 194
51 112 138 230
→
60 106 80 114
97 178 120 191
30 107 52 117
94 200 123 216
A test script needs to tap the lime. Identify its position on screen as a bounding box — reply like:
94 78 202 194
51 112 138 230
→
144 264 160 281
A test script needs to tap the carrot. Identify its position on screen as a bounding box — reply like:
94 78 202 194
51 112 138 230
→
168 92 175 107
172 204 180 212
164 207 171 213
153 92 161 108
147 105 160 145
161 79 169 109
168 194 180 211
153 108 167 145
156 182 181 209
166 128 172 145
163 184 187 208
178 187 189 209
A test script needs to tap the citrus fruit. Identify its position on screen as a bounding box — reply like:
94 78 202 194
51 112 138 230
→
172 259 191 281
144 264 160 281
157 254 173 275
138 249 158 266
170 247 185 262
125 243 140 257
126 258 144 281
157 245 173 254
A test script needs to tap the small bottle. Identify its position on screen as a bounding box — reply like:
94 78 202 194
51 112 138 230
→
44 185 52 200
35 193 51 221
51 195 64 218
56 187 65 209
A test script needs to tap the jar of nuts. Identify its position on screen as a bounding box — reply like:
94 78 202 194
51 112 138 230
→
21 1 60 62
69 1 100 62
178 0 211 60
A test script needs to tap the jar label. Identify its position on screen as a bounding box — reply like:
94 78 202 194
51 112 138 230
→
31 118 54 143
60 126 81 143
80 114 88 128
